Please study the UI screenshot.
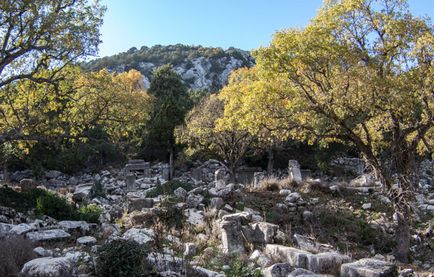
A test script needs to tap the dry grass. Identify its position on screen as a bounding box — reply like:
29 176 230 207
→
254 175 297 192
0 235 36 276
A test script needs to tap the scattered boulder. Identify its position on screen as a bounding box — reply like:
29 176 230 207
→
263 263 294 277
127 197 154 212
72 183 93 202
251 222 279 243
77 236 97 246
26 229 71 242
122 228 154 246
341 258 397 277
9 223 33 235
19 179 37 192
20 257 72 277
293 234 334 253
174 187 188 200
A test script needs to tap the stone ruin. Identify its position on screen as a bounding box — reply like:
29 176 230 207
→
288 160 303 184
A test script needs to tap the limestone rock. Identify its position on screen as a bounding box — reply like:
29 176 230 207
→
20 257 72 277
341 258 397 277
122 228 154 246
19 178 37 192
127 197 154 212
9 223 33 235
77 236 97 246
174 187 188 200
26 229 71 242
263 263 294 277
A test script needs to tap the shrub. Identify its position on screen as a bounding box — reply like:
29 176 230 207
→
159 196 185 229
225 255 262 277
35 192 78 220
96 240 151 277
79 204 102 223
0 235 36 277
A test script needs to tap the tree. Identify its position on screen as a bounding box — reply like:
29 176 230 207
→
224 0 433 262
176 94 255 182
218 67 289 175
0 0 105 89
145 65 191 179
0 67 151 171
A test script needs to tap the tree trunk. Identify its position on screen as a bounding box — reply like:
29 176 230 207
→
267 148 274 176
394 211 410 263
229 165 237 184
169 147 174 180
3 161 8 182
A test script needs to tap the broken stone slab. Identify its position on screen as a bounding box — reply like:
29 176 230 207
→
186 193 204 208
251 222 279 244
77 236 97 246
262 263 294 277
340 258 397 277
58 220 90 235
191 266 224 277
122 228 154 246
147 252 184 273
127 197 154 212
220 219 245 255
26 229 71 242
265 244 312 269
9 223 33 235
184 208 205 226
222 211 252 225
250 250 273 268
20 257 72 277
288 160 303 184
72 183 94 202
307 252 352 275
293 234 334 253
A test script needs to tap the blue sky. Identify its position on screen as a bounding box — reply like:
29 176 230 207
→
97 0 434 57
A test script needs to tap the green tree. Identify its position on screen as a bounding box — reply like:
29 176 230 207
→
176 94 255 182
146 65 191 178
224 0 433 262
0 0 105 89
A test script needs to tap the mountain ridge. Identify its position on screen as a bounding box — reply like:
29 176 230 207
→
83 44 255 91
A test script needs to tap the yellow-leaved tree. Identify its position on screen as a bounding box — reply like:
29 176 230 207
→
220 0 433 262
0 67 151 167
176 94 256 182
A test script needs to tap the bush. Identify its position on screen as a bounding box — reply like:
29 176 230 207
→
35 192 78 220
79 204 102 223
96 240 151 277
0 235 36 277
225 255 262 277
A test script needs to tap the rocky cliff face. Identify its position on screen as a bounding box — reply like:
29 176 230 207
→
83 44 254 91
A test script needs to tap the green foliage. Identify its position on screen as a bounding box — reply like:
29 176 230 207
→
96 240 150 277
159 196 185 229
79 204 103 223
83 44 253 90
225 256 262 277
35 193 77 220
0 187 101 222
146 180 193 198
0 0 105 90
317 210 395 253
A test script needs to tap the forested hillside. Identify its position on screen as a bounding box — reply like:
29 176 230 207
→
83 44 254 91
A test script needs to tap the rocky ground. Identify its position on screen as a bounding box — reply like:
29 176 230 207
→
0 159 433 277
